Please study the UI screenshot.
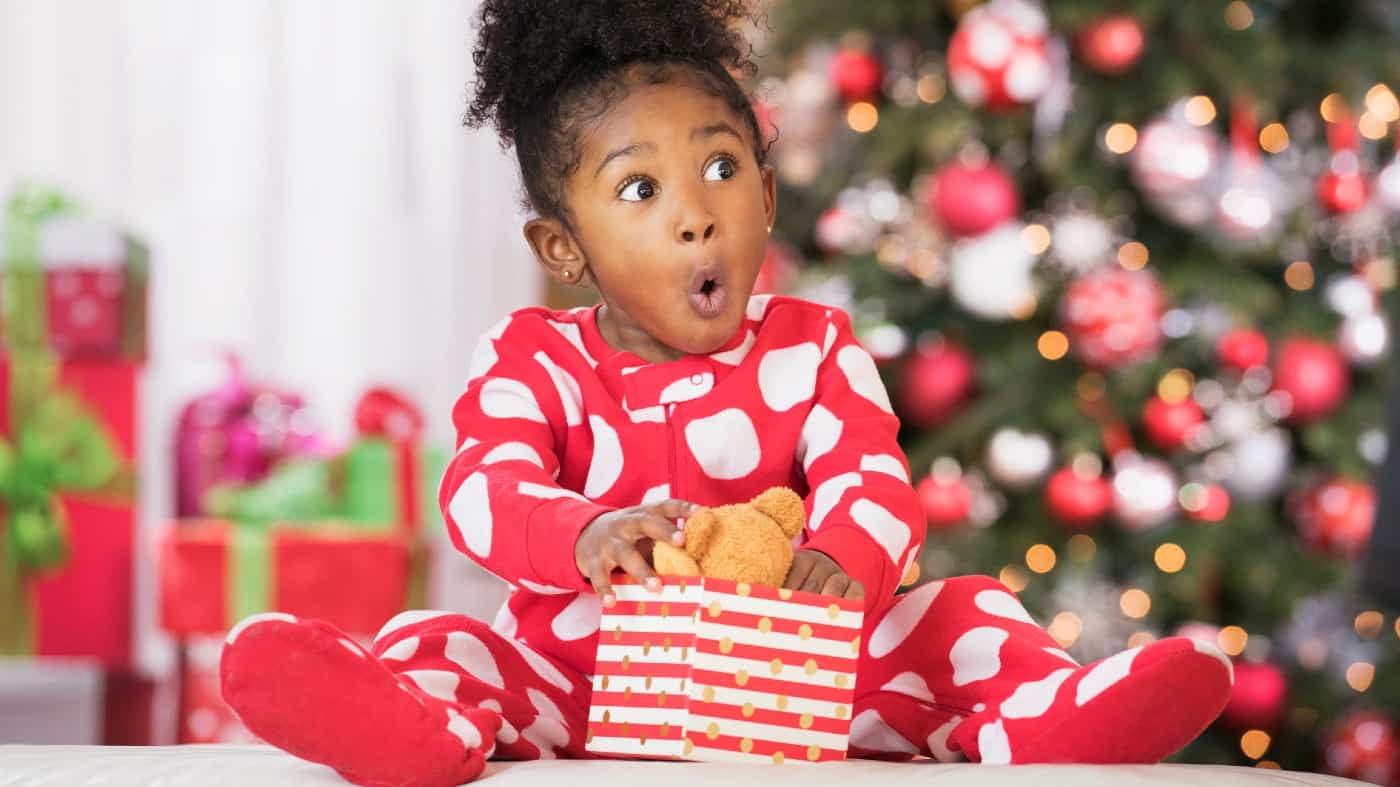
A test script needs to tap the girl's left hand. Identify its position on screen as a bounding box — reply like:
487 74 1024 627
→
783 549 865 600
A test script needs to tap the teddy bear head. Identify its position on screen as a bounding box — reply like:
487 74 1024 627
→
651 487 806 587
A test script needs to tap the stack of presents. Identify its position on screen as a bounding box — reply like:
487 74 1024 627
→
0 186 443 745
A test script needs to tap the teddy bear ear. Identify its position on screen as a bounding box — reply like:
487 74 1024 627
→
750 487 806 539
683 508 718 561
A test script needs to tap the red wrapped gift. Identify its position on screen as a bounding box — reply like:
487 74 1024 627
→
180 636 257 744
159 520 412 637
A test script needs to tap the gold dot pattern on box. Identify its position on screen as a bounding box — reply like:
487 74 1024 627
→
770 658 783 675
758 617 772 633
661 722 670 736
835 705 848 719
623 687 632 701
706 722 720 740
798 624 812 640
778 588 793 600
679 678 687 691
621 655 630 671
681 647 689 660
644 676 652 689
835 675 848 688
642 641 651 656
776 695 789 710
602 710 611 723
637 601 647 615
740 737 753 753
741 702 755 717
827 604 840 620
621 722 629 735
799 713 814 729
703 686 715 703
736 670 750 686
807 745 821 761
586 728 594 743
850 636 861 655
803 659 818 676
684 739 694 756
719 637 734 654
692 611 700 623
772 751 785 765
662 636 672 652
601 676 609 690
613 625 622 642
657 690 667 705
639 733 647 745
737 582 751 596
708 601 722 618
660 603 670 617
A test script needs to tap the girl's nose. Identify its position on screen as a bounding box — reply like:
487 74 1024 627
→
678 222 716 243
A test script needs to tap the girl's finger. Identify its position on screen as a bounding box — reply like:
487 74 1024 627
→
800 566 830 594
820 573 851 599
844 580 866 601
648 499 701 522
587 561 617 608
638 513 684 547
612 541 662 592
783 552 816 590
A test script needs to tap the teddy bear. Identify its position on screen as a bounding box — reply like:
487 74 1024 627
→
651 486 805 587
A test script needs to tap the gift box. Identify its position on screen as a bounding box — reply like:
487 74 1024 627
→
586 576 864 764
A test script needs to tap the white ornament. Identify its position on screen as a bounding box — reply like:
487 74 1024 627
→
1225 427 1292 502
1324 275 1378 318
949 222 1040 320
1050 211 1114 272
1338 312 1389 367
986 428 1053 489
1111 454 1178 531
1377 155 1400 213
1132 116 1220 200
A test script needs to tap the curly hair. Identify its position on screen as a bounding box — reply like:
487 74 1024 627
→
465 0 765 225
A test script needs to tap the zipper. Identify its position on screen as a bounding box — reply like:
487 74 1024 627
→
665 403 680 503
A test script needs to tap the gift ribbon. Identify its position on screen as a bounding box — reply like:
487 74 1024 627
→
354 387 424 534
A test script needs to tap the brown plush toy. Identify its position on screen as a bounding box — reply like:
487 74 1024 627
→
652 487 806 587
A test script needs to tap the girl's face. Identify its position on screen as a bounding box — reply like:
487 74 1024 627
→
526 78 777 363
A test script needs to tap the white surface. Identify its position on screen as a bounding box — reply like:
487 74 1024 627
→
0 745 1370 787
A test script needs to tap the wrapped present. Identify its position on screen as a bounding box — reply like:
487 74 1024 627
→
1 189 139 663
0 185 148 358
179 636 256 744
586 576 864 764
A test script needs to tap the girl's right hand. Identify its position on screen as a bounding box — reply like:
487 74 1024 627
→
574 499 698 607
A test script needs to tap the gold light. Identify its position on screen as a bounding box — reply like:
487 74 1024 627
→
1127 631 1156 648
1155 543 1187 573
1284 261 1314 291
1026 544 1057 574
1321 93 1347 123
1218 625 1248 656
1359 112 1389 140
999 565 1029 593
1048 612 1082 647
1022 223 1051 253
1185 96 1216 126
1346 662 1375 692
1038 330 1070 361
1120 589 1151 619
847 102 879 133
1366 83 1400 122
917 74 946 104
1068 534 1097 563
1118 241 1149 270
1105 123 1138 154
1259 123 1289 153
1240 730 1270 759
1355 611 1384 639
1158 369 1194 403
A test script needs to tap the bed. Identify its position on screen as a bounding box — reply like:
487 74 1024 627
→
0 745 1370 786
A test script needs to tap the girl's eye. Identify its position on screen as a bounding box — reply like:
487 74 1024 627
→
619 179 656 202
703 157 736 182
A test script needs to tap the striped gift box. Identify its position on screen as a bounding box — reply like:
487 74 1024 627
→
586 575 864 764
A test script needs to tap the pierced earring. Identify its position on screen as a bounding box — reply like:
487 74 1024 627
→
563 270 573 279
766 225 772 233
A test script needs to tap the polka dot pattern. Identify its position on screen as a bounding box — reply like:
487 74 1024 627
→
950 627 1010 687
447 472 492 556
684 408 761 480
757 342 821 412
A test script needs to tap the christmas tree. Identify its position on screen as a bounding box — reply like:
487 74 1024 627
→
750 0 1400 777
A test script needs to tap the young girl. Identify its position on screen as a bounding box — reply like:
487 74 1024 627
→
220 1 1234 784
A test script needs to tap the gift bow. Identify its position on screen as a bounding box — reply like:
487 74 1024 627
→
354 387 424 533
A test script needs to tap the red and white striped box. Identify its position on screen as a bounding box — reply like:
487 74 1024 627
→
586 576 863 764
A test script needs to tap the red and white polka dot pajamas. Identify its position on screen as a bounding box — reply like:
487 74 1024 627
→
221 295 1233 786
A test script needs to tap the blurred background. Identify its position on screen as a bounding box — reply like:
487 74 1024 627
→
3 0 1400 782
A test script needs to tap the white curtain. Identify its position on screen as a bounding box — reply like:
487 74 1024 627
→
1 0 531 699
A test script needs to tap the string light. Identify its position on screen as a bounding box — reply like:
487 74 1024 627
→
1068 534 1097 562
847 102 879 132
1026 544 1057 574
1048 612 1082 647
1127 631 1156 648
1117 241 1149 270
1366 83 1400 122
1240 730 1270 759
1157 369 1194 402
1359 112 1389 140
1346 662 1375 692
1320 93 1347 123
1038 330 1069 360
917 73 946 104
1185 96 1216 126
1297 637 1327 669
1155 543 1187 573
1355 611 1384 639
1218 625 1248 656
1022 223 1051 253
1105 123 1138 154
1259 123 1289 153
1284 260 1314 290
999 565 1029 593
1120 588 1151 618
1225 1 1254 30
1395 617 1400 639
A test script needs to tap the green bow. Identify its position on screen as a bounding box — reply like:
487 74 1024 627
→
0 185 125 655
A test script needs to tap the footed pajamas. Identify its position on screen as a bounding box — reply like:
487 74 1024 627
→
222 295 1233 786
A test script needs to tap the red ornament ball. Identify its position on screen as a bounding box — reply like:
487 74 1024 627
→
1217 329 1270 372
1076 14 1145 75
1059 267 1168 369
1273 337 1349 423
947 0 1051 112
1323 710 1400 785
927 161 1020 237
1142 395 1204 452
918 473 973 530
1292 478 1377 559
1221 661 1288 731
1317 170 1370 215
1045 466 1114 530
897 341 976 428
1182 484 1231 523
829 49 884 104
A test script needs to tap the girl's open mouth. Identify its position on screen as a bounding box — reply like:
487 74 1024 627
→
688 265 726 319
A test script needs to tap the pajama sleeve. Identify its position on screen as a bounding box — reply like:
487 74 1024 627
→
439 317 615 592
795 308 926 607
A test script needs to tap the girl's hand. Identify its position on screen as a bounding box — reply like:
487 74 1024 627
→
784 549 865 601
574 499 698 607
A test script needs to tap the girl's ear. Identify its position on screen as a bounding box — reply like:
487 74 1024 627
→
760 164 777 233
524 218 591 287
